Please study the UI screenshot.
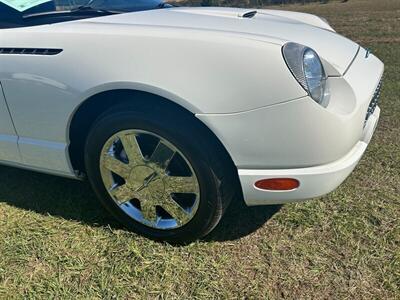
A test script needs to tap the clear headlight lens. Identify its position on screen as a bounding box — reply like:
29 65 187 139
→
283 42 327 105
303 48 326 103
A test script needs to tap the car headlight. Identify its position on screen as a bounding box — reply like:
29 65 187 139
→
282 42 327 105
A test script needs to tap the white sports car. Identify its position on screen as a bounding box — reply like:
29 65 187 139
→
0 0 383 242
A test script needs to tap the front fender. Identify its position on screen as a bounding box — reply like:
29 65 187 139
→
0 24 306 143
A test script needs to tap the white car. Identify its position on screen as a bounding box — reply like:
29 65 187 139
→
0 0 383 242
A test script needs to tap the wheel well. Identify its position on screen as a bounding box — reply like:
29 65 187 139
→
69 90 174 173
68 90 239 191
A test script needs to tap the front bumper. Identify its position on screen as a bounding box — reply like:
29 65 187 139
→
239 107 380 205
196 47 383 206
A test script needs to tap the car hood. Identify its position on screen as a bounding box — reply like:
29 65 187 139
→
83 7 359 75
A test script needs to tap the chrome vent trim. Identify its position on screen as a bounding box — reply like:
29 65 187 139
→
0 48 62 56
366 78 382 122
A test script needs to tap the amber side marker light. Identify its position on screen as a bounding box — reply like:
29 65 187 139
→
255 178 300 191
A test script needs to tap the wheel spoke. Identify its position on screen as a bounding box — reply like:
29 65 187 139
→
149 141 175 170
141 201 157 222
119 133 144 165
109 184 135 204
102 154 131 179
164 176 199 194
161 196 191 225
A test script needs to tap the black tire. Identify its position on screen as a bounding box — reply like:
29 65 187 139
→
84 101 236 243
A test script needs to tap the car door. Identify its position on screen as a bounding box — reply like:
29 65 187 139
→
0 0 81 176
0 82 21 163
0 28 74 176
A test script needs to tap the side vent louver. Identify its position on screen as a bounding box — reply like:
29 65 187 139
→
0 48 62 56
241 11 257 19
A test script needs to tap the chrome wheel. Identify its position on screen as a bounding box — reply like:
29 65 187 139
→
99 129 200 230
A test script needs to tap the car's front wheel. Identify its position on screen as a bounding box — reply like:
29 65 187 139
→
84 103 234 243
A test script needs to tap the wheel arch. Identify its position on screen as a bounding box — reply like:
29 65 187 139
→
67 87 239 193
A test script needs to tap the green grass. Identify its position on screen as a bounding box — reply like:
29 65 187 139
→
0 0 399 298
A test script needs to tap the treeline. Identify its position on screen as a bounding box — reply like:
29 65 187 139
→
205 0 330 4
172 0 346 7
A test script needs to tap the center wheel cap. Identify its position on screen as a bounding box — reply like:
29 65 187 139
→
128 165 165 196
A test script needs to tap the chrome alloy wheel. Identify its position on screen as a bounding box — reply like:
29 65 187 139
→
99 129 200 230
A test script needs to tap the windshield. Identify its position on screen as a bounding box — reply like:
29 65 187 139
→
60 0 168 12
0 0 167 27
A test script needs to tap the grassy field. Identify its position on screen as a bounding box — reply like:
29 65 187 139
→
0 0 399 298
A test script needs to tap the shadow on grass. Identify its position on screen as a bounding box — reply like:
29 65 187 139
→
205 200 281 242
0 165 280 242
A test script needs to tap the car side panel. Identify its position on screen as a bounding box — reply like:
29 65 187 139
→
0 25 305 175
0 82 21 163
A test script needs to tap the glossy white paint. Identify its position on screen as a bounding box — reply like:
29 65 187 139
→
0 7 383 205
197 48 383 169
240 107 380 205
0 83 20 162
